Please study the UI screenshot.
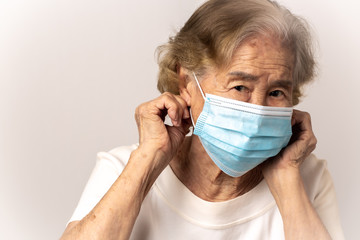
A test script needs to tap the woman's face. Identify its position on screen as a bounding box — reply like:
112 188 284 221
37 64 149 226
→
188 35 295 122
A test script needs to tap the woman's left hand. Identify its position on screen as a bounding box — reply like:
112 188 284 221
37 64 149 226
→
262 109 317 177
261 110 331 239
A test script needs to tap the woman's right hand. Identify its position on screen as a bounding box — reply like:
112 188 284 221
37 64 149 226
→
61 93 191 240
135 92 191 164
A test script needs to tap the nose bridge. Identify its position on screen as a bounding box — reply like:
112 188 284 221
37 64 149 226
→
250 90 267 106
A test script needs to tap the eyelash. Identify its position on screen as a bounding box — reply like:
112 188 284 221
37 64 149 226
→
234 85 248 92
269 90 285 97
234 86 286 98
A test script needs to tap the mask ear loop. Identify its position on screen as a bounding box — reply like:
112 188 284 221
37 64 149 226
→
189 72 206 132
189 108 195 128
192 72 206 100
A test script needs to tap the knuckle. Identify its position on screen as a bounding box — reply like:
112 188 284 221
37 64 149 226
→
135 103 146 116
135 105 141 115
161 93 175 103
305 135 317 153
177 97 188 108
162 91 174 98
304 111 311 119
312 136 318 147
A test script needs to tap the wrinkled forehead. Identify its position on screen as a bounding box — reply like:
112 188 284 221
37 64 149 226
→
206 36 294 82
231 36 294 70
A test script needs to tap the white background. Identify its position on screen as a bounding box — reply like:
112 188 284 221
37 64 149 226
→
0 0 359 239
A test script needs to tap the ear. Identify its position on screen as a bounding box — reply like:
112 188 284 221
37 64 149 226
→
177 65 191 106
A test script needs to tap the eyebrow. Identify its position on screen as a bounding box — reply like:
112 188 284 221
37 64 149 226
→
228 71 259 81
272 79 293 89
227 71 293 89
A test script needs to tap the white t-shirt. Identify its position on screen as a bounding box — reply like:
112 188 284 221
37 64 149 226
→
69 144 345 240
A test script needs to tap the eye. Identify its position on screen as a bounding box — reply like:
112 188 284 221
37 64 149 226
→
232 85 251 101
234 85 248 92
269 90 284 97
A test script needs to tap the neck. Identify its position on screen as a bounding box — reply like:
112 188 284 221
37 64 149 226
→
170 136 263 202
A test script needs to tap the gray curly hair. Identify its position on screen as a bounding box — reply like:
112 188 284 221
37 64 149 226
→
156 0 316 105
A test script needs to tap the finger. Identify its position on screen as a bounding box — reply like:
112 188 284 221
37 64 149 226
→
293 110 312 128
292 110 314 140
154 93 184 126
173 95 190 119
161 94 190 126
287 110 317 161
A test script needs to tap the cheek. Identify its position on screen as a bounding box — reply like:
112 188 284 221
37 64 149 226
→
268 99 292 107
190 94 205 126
266 94 293 107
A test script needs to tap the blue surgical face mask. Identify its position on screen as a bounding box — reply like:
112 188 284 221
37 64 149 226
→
191 72 293 177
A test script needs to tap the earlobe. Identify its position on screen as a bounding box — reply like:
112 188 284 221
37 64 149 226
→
178 65 191 106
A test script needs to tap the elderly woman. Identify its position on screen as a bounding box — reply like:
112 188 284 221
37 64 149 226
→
61 0 344 239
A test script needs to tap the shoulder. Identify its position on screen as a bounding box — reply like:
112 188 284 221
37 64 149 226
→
300 154 331 200
300 155 345 239
300 154 328 179
95 143 139 174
